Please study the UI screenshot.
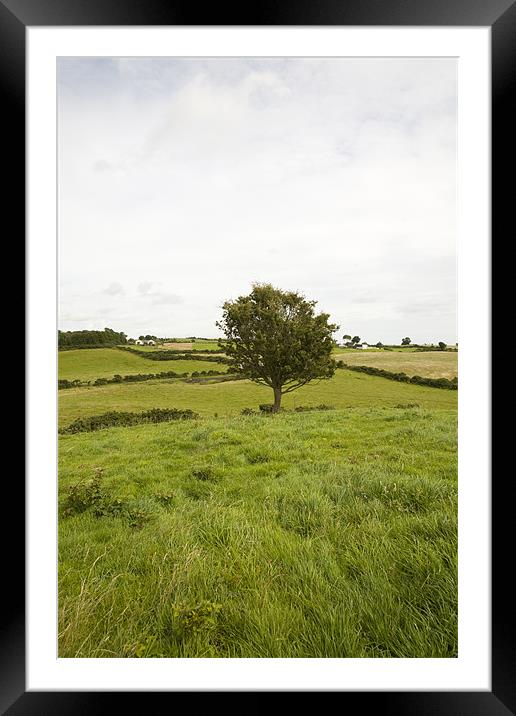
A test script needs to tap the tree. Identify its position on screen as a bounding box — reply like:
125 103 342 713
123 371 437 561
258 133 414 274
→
401 337 411 345
352 336 361 345
216 283 339 413
438 341 447 351
376 342 383 348
342 334 351 342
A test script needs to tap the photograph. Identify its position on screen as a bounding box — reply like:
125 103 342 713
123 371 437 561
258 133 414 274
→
56 55 459 659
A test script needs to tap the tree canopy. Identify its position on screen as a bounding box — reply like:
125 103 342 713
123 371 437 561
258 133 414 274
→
216 283 339 412
58 327 127 348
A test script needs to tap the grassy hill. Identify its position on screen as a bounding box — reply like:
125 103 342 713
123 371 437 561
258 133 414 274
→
59 348 227 382
58 368 457 427
59 406 457 658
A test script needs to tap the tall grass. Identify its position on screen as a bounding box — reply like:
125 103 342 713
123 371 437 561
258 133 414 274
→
59 407 457 658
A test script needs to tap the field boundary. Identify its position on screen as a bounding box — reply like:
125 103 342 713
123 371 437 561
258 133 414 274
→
59 407 200 434
118 346 227 359
337 362 458 389
58 369 230 390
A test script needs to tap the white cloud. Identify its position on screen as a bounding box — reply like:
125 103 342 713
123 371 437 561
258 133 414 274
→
58 58 456 342
103 282 125 296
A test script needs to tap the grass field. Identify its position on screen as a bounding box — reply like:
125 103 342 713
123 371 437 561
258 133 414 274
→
334 351 458 379
58 344 458 659
59 348 227 382
58 406 457 658
190 340 222 352
133 341 222 352
58 368 457 427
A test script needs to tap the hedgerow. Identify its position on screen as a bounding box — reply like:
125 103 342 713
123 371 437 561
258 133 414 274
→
59 408 199 434
336 362 458 390
58 369 230 389
241 404 335 416
118 346 229 362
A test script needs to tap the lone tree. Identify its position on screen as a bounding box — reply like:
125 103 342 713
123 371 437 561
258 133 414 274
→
401 337 411 345
351 335 361 345
216 283 339 413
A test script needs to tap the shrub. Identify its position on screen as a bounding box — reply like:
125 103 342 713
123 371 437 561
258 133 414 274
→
59 408 199 434
93 378 109 386
125 508 152 530
171 601 222 636
259 404 274 413
62 467 107 517
294 404 335 412
117 346 229 363
58 379 84 389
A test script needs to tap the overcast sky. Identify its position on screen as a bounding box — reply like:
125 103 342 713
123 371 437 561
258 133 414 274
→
58 57 457 344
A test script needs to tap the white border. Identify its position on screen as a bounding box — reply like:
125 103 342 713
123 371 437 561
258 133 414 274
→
27 27 490 691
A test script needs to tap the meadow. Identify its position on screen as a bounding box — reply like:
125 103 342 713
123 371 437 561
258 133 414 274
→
135 340 222 352
334 350 458 379
58 348 226 382
58 368 456 428
59 406 457 658
58 344 458 658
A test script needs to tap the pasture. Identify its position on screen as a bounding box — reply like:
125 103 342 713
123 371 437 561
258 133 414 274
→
59 406 457 658
58 368 457 428
58 343 458 659
136 340 222 352
334 350 458 379
58 348 226 382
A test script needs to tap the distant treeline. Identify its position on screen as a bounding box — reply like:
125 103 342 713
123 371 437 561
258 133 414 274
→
58 328 127 348
414 346 458 353
337 362 458 390
118 346 229 363
59 408 199 435
58 368 228 390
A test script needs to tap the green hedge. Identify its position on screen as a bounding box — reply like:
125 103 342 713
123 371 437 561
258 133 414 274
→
59 408 199 435
336 361 458 390
58 369 229 389
118 346 229 363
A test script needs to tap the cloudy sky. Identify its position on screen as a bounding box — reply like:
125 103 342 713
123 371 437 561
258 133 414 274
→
58 57 457 343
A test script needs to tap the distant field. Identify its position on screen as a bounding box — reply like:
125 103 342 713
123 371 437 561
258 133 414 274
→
192 340 223 351
129 341 222 352
58 406 457 658
333 347 420 354
161 342 194 350
334 351 457 379
59 348 227 382
58 368 457 427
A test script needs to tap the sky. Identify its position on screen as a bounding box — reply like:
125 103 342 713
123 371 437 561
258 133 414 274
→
58 57 457 344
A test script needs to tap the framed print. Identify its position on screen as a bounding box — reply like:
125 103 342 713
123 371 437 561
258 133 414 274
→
5 0 512 711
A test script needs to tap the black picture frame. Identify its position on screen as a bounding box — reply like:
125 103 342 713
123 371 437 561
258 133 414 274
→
7 0 511 711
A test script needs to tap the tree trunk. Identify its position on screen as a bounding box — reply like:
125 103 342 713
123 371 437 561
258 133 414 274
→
272 387 282 413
